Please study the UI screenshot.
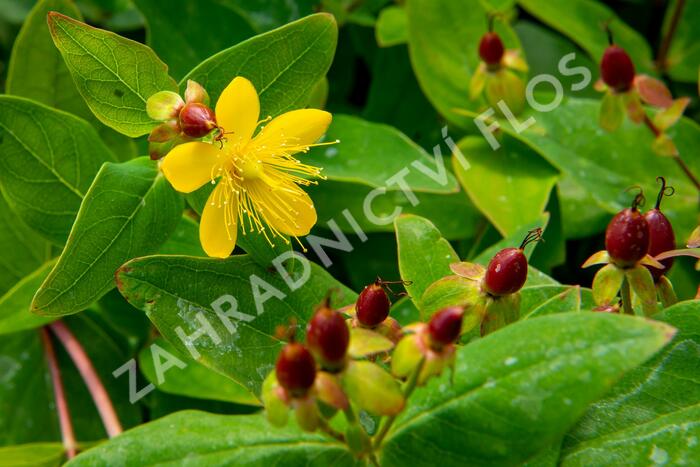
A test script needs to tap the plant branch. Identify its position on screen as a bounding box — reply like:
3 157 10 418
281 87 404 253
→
620 278 634 315
656 0 686 72
373 357 425 449
642 114 700 191
49 321 123 438
40 327 77 460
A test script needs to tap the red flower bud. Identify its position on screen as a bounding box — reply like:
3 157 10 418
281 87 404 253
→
479 32 504 66
306 303 349 370
644 178 676 280
275 343 316 397
483 228 541 296
179 103 217 138
356 282 391 327
605 194 649 268
428 307 464 349
600 45 635 92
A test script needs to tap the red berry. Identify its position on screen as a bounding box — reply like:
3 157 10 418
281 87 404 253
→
356 282 391 327
479 32 505 66
600 45 635 92
605 207 649 268
306 304 349 369
428 307 464 349
275 343 316 397
644 209 675 280
179 103 217 138
484 248 528 296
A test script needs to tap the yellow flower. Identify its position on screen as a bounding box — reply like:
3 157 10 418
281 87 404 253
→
160 77 332 258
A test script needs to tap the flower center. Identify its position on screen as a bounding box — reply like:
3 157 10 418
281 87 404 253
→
237 155 264 181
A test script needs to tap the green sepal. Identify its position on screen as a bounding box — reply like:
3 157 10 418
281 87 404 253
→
262 372 289 428
346 424 372 456
582 250 610 268
654 97 690 131
294 396 320 432
146 90 183 121
622 91 645 124
651 133 678 156
626 265 658 316
184 80 209 105
469 62 487 100
486 68 526 116
592 263 624 306
314 372 348 411
420 275 482 333
392 334 423 379
481 293 520 336
656 276 678 309
599 91 625 132
341 361 404 416
348 327 394 358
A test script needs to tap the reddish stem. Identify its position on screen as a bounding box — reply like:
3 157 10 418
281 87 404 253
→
40 327 77 459
643 114 700 191
49 321 123 438
656 0 686 72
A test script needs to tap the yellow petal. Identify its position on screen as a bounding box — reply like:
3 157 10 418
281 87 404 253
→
200 183 238 258
215 77 260 149
248 180 317 236
249 109 332 154
161 142 222 193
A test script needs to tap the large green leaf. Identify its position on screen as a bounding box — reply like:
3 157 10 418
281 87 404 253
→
455 135 558 236
116 254 355 396
405 0 521 127
48 12 178 137
376 5 407 47
306 114 458 193
562 300 700 465
66 411 358 466
0 195 49 296
182 13 337 118
0 261 57 334
32 157 183 317
517 0 653 72
395 214 459 305
133 0 256 80
5 0 136 161
218 0 316 33
0 96 115 245
380 313 674 466
0 442 64 467
138 337 259 406
662 0 700 82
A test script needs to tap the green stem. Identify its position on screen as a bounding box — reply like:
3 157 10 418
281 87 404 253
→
656 0 686 72
318 418 345 443
620 278 634 315
373 357 426 450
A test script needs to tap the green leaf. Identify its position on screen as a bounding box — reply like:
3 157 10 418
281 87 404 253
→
376 5 407 47
66 411 359 466
32 157 183 316
455 135 558 236
115 254 355 396
217 0 316 33
520 285 590 318
662 0 700 82
380 313 675 466
0 261 57 334
395 214 460 304
0 443 64 467
138 337 259 406
5 0 136 161
0 96 115 245
306 114 458 193
157 215 205 256
517 0 653 72
48 12 178 137
419 275 483 331
0 194 49 295
133 0 256 80
182 13 337 119
473 213 549 265
405 0 521 127
562 300 700 465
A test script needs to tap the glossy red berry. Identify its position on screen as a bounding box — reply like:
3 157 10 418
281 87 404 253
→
306 304 349 369
605 201 649 268
484 248 528 296
644 178 676 280
428 307 464 349
356 282 391 327
600 45 635 92
179 103 217 138
275 342 316 397
479 32 504 66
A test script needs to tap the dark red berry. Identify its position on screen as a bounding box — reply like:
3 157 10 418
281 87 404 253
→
605 206 649 268
306 304 349 369
600 45 635 92
484 248 528 296
428 307 464 349
356 282 391 327
179 103 217 138
644 178 676 280
479 32 504 66
275 342 316 397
